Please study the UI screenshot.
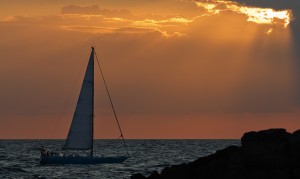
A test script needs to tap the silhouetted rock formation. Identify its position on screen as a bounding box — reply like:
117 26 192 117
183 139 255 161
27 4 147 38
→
131 128 300 179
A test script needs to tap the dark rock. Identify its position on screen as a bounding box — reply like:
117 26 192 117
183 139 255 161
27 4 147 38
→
241 128 291 169
292 129 300 136
290 129 300 170
148 171 161 179
160 163 188 179
131 173 146 179
131 128 300 179
241 129 288 143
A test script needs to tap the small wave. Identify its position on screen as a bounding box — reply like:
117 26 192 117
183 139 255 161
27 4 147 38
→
0 166 27 174
154 164 170 168
32 174 46 179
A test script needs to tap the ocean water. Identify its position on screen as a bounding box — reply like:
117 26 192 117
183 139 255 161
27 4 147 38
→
0 139 240 178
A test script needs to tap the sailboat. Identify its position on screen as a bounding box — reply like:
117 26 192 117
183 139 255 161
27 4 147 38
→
39 47 129 165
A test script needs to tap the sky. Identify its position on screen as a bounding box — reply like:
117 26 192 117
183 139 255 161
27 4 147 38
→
0 0 299 139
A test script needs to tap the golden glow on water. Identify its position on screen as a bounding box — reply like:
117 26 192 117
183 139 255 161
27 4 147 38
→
196 0 292 28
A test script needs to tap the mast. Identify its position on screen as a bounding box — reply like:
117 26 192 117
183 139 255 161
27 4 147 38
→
91 46 95 157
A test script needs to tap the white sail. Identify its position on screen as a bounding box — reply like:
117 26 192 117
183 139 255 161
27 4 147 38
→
63 47 94 150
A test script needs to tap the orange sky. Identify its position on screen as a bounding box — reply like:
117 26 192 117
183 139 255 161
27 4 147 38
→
0 0 299 139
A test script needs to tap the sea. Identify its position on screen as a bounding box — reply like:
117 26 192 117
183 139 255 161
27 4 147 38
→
0 139 240 178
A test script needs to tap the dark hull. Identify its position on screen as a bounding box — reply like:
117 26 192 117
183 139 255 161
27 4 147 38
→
40 156 128 165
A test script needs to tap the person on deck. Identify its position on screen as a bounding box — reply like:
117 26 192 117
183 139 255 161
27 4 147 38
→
39 146 48 157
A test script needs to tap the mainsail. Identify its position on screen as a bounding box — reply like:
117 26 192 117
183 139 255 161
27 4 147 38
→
63 47 94 150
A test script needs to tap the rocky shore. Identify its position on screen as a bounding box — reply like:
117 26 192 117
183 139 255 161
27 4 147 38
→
131 129 300 179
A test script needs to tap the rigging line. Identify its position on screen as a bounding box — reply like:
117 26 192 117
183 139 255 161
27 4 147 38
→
94 51 130 157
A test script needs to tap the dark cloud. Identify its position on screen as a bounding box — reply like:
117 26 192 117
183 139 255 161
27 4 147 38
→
231 0 300 34
227 0 299 41
231 0 299 10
